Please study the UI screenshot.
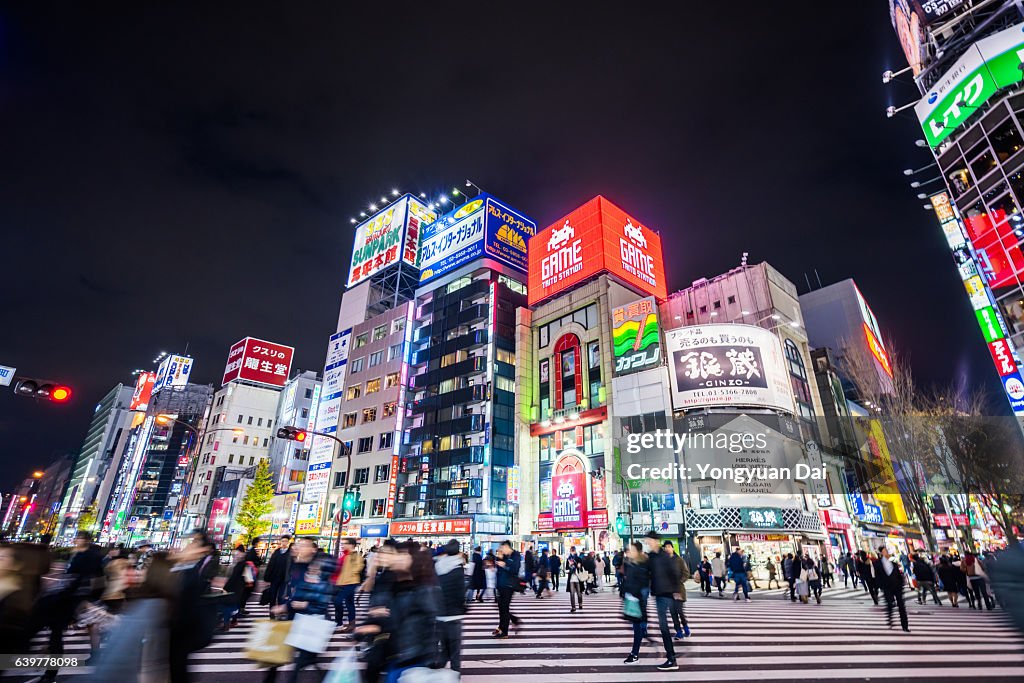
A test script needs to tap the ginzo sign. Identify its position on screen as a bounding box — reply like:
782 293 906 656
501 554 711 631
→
528 196 667 306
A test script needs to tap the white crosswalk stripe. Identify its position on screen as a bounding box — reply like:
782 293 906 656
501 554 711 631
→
17 582 1024 681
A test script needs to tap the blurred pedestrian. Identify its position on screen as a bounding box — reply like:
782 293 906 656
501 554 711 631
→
765 557 779 590
535 549 551 598
621 541 652 664
663 540 691 638
169 530 219 683
711 551 726 597
434 539 466 672
333 538 363 632
265 546 335 683
566 552 586 613
263 535 291 608
936 556 962 607
646 531 681 671
0 544 33 654
549 550 562 591
470 546 485 602
493 540 521 637
875 546 909 632
913 552 941 606
699 556 713 596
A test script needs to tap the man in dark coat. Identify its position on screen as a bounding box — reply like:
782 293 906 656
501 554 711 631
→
524 544 537 591
874 546 909 632
263 534 292 607
434 540 467 671
549 551 562 591
493 541 521 638
470 546 485 602
645 531 681 671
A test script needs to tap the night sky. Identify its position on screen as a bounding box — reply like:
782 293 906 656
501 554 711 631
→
0 4 998 490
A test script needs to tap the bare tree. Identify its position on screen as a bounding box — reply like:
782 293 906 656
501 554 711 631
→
840 340 939 552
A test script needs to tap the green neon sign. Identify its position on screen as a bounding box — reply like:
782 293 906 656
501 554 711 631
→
976 305 1003 343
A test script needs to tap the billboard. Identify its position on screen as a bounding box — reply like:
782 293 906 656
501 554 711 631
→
527 196 667 306
348 195 435 287
916 23 1024 147
612 296 662 376
304 328 352 505
130 371 156 411
152 354 192 393
389 518 472 535
417 194 536 285
209 497 232 542
222 337 294 388
665 324 795 413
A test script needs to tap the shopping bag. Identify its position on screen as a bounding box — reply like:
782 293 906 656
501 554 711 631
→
399 667 460 683
323 649 360 683
622 593 642 620
244 619 293 665
284 613 336 654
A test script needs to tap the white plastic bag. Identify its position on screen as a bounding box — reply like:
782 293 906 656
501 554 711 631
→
284 613 335 653
323 649 360 683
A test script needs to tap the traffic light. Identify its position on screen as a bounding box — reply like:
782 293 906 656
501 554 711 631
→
615 515 627 534
13 378 73 403
342 489 361 512
276 426 308 442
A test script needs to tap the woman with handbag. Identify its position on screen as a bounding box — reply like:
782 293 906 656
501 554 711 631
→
566 555 589 613
621 542 653 664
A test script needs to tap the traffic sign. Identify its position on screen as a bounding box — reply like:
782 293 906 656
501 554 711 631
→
342 510 352 525
0 365 15 387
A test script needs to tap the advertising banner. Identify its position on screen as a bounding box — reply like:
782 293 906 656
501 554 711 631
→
222 337 294 388
507 465 521 505
740 507 784 529
528 196 667 305
295 502 320 535
612 296 661 376
209 497 232 542
551 469 588 530
304 328 352 505
417 194 535 285
665 324 794 413
130 371 156 411
348 196 435 287
153 354 193 393
389 518 472 535
916 22 1024 147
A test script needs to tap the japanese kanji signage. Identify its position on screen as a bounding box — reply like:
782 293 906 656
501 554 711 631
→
417 194 535 285
389 518 472 536
612 296 661 376
665 324 794 413
528 196 667 306
222 337 294 388
153 354 193 393
740 507 783 529
348 195 435 287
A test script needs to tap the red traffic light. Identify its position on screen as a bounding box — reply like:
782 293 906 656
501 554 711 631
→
51 386 72 402
295 430 307 442
276 426 308 442
13 378 74 403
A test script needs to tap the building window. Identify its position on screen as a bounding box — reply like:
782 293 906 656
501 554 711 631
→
228 455 234 464
713 300 721 309
553 333 582 410
379 432 394 450
333 471 347 488
362 407 377 423
357 436 373 453
268 419 273 429
388 343 402 361
353 500 365 517
300 407 309 419
340 441 352 457
392 318 406 334
263 438 269 447
346 385 362 401
374 464 390 482
698 486 715 509
350 357 364 374
384 372 400 389
305 388 313 399
237 414 243 424
343 412 357 428
369 351 383 367
354 467 370 485
383 402 397 417
355 333 368 348
373 324 388 341
243 436 249 445
496 348 515 365
249 456 255 465
366 378 381 394
371 498 386 516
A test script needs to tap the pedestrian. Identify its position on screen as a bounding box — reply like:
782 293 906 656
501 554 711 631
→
434 539 466 672
470 546 486 602
262 535 291 608
699 556 713 596
169 531 219 683
219 545 249 631
566 552 587 613
612 549 624 589
765 557 779 589
92 551 177 680
645 531 681 671
549 550 562 591
493 540 521 638
856 550 879 605
240 543 261 615
0 544 32 655
964 553 995 610
583 551 598 594
874 546 910 632
728 547 751 601
783 552 797 602
710 551 726 597
663 540 691 638
595 553 606 589
621 541 653 664
840 552 852 587
535 550 552 598
265 539 335 683
913 551 941 605
332 538 363 632
524 543 537 592
936 556 962 607
484 551 498 602
604 552 613 585
800 555 822 604
821 556 833 588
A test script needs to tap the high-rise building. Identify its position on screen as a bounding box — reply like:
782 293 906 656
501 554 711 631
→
268 370 321 495
56 383 135 539
888 2 1024 417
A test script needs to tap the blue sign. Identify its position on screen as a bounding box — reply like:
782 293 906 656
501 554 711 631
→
360 523 389 538
163 510 173 520
418 193 535 285
849 493 883 524
1002 371 1024 412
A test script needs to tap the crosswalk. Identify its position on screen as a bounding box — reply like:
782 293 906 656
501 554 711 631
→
15 581 1024 681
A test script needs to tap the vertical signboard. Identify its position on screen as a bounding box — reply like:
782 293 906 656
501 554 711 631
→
611 296 662 375
153 355 193 393
209 497 232 543
130 371 157 411
348 196 435 287
304 329 351 508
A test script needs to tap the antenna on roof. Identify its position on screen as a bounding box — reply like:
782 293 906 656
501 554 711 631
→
814 269 823 289
804 273 812 293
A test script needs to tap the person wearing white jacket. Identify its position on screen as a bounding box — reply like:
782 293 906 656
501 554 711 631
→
710 552 726 597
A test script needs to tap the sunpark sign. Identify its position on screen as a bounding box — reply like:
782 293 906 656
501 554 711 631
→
916 23 1024 148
